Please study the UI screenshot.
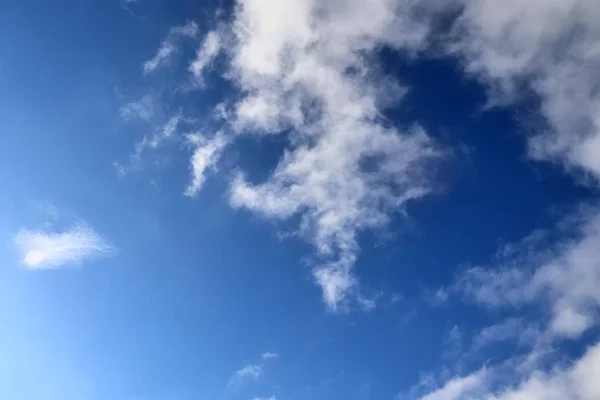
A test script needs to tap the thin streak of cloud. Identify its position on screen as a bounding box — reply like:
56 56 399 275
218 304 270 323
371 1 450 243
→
143 21 198 74
261 352 279 360
228 364 263 388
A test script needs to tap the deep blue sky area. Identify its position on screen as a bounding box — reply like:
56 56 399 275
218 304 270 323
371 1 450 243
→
1 1 599 400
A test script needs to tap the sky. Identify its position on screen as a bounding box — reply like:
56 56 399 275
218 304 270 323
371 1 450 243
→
1 0 600 399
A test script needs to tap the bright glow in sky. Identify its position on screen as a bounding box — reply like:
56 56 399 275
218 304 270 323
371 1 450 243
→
1 0 600 399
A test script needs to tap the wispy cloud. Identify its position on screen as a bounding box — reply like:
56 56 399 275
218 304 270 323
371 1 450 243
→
120 95 155 122
143 21 198 74
261 352 279 360
14 222 115 269
228 352 279 389
116 113 184 177
417 340 600 400
189 30 222 81
119 0 144 18
470 318 532 353
456 206 600 339
419 205 600 400
228 364 263 388
184 132 229 197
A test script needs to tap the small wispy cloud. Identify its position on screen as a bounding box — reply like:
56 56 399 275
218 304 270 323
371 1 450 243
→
189 30 222 81
261 352 279 360
184 132 229 197
115 113 184 178
119 0 144 19
251 397 276 400
228 352 279 389
14 222 115 269
228 364 263 388
143 21 198 74
120 95 155 122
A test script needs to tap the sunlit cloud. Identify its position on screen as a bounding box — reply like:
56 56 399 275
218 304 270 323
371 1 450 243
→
14 222 115 269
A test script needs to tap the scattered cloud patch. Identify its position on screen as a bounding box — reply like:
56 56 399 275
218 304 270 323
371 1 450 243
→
228 364 263 388
189 30 222 81
119 0 144 18
14 222 115 269
143 21 198 74
456 206 600 339
418 369 488 400
184 132 229 197
120 95 155 122
420 205 600 400
471 318 531 353
228 352 279 389
417 340 600 400
261 352 279 360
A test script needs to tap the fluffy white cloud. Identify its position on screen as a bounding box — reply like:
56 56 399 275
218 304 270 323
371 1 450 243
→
14 223 115 269
417 340 600 400
426 206 600 400
143 21 198 74
228 364 263 388
217 0 442 310
447 0 600 178
419 370 488 400
135 0 600 315
458 207 600 339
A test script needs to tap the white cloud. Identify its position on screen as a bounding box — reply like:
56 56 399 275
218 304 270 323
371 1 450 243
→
140 113 180 151
251 397 276 400
216 0 442 310
261 352 279 360
118 114 182 176
418 370 487 400
417 340 600 400
120 95 155 122
426 206 600 400
446 0 600 179
457 206 600 339
135 0 600 314
120 0 143 18
184 132 229 197
143 21 198 74
14 223 115 269
471 318 531 352
189 30 222 80
228 364 263 388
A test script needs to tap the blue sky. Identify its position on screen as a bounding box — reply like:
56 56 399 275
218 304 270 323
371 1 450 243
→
2 0 600 399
